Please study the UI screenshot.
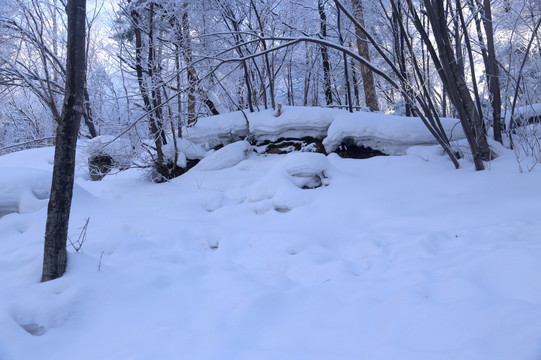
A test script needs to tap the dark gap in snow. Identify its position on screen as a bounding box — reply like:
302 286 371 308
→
334 138 388 159
254 137 326 155
19 323 47 336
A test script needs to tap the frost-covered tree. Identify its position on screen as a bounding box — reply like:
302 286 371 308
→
0 0 100 142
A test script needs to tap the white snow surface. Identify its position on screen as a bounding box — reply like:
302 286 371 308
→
1 111 541 360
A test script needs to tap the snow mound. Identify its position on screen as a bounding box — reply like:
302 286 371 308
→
176 138 208 160
183 106 336 149
195 141 253 171
0 168 93 218
249 106 336 143
162 139 208 168
323 113 464 155
0 168 52 218
0 146 55 171
183 112 249 149
247 152 332 213
506 103 541 127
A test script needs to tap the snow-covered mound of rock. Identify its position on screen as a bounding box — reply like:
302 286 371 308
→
183 106 465 157
248 106 336 143
323 112 464 155
507 103 541 127
182 111 249 149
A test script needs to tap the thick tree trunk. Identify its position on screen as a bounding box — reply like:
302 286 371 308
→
41 0 86 282
351 0 379 111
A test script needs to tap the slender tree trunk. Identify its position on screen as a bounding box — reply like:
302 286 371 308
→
83 86 98 137
351 57 361 107
41 0 86 282
318 0 333 105
175 44 183 137
304 43 311 106
481 0 502 143
418 0 490 170
148 2 167 145
390 0 413 116
130 2 167 176
351 0 379 111
221 5 255 112
250 0 276 109
181 4 198 124
337 8 353 112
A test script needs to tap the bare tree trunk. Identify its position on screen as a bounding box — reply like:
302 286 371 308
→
389 0 413 116
250 0 276 109
148 3 167 145
181 4 198 124
318 0 333 105
413 0 490 170
304 43 311 106
351 59 361 107
337 8 353 112
41 0 86 282
83 86 98 137
220 4 255 112
130 2 167 176
175 45 183 137
481 0 503 143
351 0 379 111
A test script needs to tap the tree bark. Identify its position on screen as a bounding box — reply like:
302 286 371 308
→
41 0 86 282
250 0 276 110
417 0 490 170
337 8 353 112
129 1 167 178
351 0 379 111
389 0 413 116
181 4 199 124
481 0 502 143
83 86 98 138
318 0 333 105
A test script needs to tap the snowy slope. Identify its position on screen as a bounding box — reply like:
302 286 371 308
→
0 113 541 360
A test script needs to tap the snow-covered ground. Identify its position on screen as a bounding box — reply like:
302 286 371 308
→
1 110 541 359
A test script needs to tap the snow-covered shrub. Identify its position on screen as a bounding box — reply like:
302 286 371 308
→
508 104 541 172
86 135 134 180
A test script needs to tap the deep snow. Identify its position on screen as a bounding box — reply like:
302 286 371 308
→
1 109 541 360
